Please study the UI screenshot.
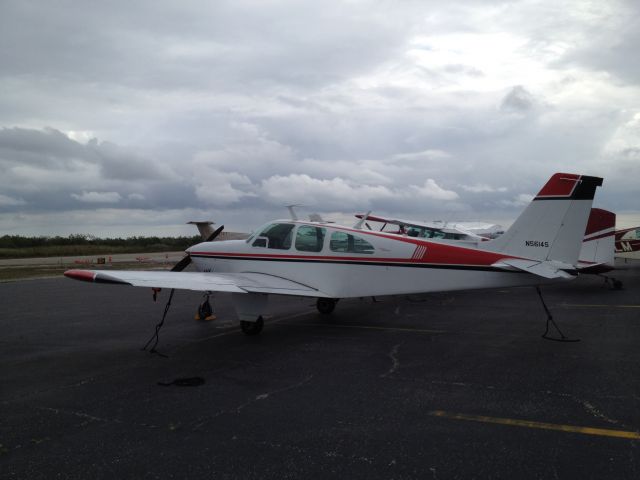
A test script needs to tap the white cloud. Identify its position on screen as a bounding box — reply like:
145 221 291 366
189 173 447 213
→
194 171 256 206
260 174 395 208
409 179 459 200
0 1 638 234
71 191 122 203
462 184 508 193
0 194 26 207
501 193 534 207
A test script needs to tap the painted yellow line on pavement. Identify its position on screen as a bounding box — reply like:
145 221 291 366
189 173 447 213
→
277 322 445 334
430 410 640 440
562 304 640 309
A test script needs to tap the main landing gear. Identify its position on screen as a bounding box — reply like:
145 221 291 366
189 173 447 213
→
598 274 623 290
240 317 264 336
316 298 338 314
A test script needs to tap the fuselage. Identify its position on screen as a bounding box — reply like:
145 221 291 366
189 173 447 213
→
186 220 559 298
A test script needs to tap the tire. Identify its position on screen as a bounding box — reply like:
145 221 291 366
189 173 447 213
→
240 316 264 335
316 298 337 315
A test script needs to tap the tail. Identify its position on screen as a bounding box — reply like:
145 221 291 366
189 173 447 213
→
187 221 215 240
480 173 603 266
577 208 615 272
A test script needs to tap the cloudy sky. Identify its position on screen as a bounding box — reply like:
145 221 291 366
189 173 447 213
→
1 0 639 236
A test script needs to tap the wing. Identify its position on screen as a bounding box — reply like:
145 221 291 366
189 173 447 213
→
491 259 576 279
64 269 331 297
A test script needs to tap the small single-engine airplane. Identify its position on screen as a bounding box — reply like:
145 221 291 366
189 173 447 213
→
65 173 603 337
354 214 504 242
615 226 640 259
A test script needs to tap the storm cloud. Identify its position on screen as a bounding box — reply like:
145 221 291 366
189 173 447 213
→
0 0 638 236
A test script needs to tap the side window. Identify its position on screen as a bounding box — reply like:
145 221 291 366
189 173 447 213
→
252 223 294 250
295 225 326 252
329 231 375 254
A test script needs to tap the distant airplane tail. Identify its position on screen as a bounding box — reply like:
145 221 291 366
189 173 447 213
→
187 221 215 240
480 173 603 267
577 208 615 272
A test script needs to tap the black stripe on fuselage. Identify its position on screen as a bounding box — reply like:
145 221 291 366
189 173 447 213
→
189 254 526 273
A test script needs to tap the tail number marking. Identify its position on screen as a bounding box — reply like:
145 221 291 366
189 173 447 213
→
525 240 550 248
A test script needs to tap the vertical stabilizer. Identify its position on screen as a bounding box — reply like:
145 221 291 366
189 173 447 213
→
187 221 215 240
480 173 603 265
578 208 615 269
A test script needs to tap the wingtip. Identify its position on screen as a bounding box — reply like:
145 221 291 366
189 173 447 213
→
64 269 97 282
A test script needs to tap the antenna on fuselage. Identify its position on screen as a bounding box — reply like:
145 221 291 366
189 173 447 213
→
354 211 371 230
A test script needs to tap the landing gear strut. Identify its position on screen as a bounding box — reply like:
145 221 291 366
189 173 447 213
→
316 298 338 314
240 316 264 335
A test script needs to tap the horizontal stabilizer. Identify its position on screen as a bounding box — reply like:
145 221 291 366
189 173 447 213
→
492 259 575 279
64 269 331 297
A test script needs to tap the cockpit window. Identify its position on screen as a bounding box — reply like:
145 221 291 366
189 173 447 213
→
252 223 294 250
295 225 326 252
329 231 375 254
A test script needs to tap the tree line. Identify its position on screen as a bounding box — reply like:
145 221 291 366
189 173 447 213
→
0 234 202 249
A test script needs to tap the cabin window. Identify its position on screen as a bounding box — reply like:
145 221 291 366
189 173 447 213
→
329 231 375 254
295 225 326 252
252 223 294 250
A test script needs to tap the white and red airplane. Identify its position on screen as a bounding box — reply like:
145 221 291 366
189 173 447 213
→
354 214 504 242
65 173 603 336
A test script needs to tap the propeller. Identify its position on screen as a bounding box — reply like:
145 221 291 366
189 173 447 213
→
171 225 224 272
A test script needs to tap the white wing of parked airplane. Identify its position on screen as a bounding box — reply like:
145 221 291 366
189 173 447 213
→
64 269 331 297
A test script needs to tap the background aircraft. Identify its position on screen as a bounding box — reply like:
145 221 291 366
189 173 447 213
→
615 226 640 259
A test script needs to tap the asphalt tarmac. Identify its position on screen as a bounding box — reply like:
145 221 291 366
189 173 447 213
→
1 270 639 479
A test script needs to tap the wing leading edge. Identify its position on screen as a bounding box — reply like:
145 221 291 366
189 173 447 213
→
64 269 331 297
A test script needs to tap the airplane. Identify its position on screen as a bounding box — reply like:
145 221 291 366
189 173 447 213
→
187 221 248 241
353 214 504 243
65 172 603 338
615 226 640 259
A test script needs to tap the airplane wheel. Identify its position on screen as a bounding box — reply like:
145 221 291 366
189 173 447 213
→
612 279 623 290
316 298 337 314
240 316 264 336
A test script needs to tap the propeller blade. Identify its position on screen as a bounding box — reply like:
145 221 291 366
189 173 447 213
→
205 225 224 242
171 254 192 272
171 225 223 272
